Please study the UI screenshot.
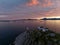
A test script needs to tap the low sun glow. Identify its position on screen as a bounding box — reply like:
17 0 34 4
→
40 16 60 19
55 16 60 18
44 16 60 18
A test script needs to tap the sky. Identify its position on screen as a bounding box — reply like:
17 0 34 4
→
0 0 60 19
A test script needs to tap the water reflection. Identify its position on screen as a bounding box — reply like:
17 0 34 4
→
7 20 60 33
0 20 60 45
43 20 60 33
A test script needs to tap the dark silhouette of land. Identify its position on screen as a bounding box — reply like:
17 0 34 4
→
41 18 60 20
0 19 38 22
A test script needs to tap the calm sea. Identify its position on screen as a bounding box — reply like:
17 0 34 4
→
0 20 60 45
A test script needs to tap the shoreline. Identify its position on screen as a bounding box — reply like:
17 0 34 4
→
10 27 60 45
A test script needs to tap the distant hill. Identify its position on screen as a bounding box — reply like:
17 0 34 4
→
41 18 60 20
0 19 38 22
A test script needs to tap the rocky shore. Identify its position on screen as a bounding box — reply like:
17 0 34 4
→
10 27 60 45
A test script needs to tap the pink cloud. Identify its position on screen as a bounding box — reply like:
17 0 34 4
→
26 0 39 6
26 0 54 8
42 0 53 7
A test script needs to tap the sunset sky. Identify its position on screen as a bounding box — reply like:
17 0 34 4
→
0 0 60 19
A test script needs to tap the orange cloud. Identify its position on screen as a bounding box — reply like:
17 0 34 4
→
26 0 39 6
41 8 60 17
26 0 53 7
42 0 53 7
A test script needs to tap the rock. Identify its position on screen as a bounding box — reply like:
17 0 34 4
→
37 27 41 30
14 29 60 45
14 32 27 45
49 33 55 37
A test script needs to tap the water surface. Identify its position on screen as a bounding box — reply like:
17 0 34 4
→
0 20 60 45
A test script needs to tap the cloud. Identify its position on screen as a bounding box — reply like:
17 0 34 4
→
0 0 60 19
0 15 8 18
42 0 53 7
26 0 39 6
26 0 54 8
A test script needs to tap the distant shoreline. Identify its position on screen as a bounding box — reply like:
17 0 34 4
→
41 18 60 20
41 19 60 20
0 19 38 22
0 19 60 22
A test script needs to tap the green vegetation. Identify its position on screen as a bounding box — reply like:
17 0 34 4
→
23 30 60 45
